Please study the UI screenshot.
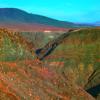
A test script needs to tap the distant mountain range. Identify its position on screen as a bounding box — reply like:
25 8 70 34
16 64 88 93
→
93 22 100 26
81 22 100 27
0 8 94 31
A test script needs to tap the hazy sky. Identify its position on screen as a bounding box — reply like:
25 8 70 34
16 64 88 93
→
0 0 100 23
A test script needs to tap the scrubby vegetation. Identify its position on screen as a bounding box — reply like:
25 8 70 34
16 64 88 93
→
0 28 100 99
49 28 100 98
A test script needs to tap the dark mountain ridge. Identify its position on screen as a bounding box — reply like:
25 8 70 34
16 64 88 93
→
0 8 92 31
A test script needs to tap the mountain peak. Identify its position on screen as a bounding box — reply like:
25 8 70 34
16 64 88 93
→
0 8 91 31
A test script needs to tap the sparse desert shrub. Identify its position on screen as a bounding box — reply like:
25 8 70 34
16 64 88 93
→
88 64 94 74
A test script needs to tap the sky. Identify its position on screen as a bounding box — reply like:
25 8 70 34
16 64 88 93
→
0 0 100 23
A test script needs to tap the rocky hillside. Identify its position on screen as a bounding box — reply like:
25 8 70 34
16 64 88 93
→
0 28 99 99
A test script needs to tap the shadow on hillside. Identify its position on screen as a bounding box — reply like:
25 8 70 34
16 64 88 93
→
86 84 100 98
